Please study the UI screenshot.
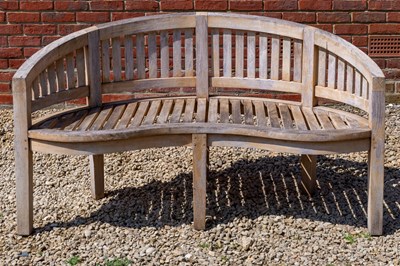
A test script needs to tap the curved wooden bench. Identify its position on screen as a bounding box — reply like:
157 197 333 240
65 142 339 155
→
13 12 385 236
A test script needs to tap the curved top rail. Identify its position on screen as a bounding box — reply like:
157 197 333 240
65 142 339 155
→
207 12 305 39
13 26 97 85
13 12 384 95
314 29 384 82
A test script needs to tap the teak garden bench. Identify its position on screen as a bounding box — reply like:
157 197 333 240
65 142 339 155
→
13 13 385 236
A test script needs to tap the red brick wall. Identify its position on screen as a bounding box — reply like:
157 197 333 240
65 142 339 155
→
1 0 400 105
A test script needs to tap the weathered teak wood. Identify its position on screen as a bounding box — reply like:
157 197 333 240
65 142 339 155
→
12 12 386 236
192 133 208 230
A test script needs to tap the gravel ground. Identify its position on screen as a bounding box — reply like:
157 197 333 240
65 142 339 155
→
0 104 399 265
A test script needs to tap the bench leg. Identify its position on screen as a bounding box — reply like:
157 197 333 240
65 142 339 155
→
89 154 105 199
15 143 34 236
300 154 317 196
367 145 384 236
192 134 208 230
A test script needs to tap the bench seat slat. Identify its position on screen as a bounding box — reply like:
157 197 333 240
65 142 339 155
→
157 100 174 124
117 102 138 129
230 99 242 124
170 99 185 123
328 112 348 129
130 101 150 127
30 97 371 144
103 105 126 130
243 100 254 125
142 100 161 125
208 98 219 123
302 107 321 130
290 105 308 130
266 102 280 128
75 107 101 131
219 99 230 123
183 98 196 123
315 109 335 130
89 107 114 131
254 101 267 127
64 110 89 131
278 104 293 129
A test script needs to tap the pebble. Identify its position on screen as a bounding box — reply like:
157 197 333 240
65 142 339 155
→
0 105 399 265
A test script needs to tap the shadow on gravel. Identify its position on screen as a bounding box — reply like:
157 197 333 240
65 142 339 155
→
36 155 400 235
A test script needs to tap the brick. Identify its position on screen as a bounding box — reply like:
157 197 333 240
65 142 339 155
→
8 12 40 23
125 1 158 11
42 12 75 22
42 36 61 45
386 59 400 69
160 0 193 10
317 12 351 23
333 0 366 11
0 2 19 10
9 59 25 69
264 0 297 11
352 12 386 23
0 48 22 58
0 60 8 69
195 0 228 10
24 24 57 35
0 95 13 105
338 35 352 43
58 24 91 35
230 0 263 11
383 69 400 80
282 12 315 23
20 1 53 10
111 12 145 21
90 1 123 11
0 12 5 22
55 1 88 11
0 83 11 93
334 24 367 35
23 47 40 57
369 24 400 34
387 12 400 22
0 37 7 47
299 0 331 11
312 24 333 32
373 58 385 69
261 12 282 19
0 72 14 82
76 12 110 23
0 25 22 35
369 1 400 11
352 36 367 47
9 36 41 47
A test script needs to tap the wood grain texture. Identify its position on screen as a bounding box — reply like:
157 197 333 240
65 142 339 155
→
192 133 208 230
160 31 170 78
89 154 104 199
112 37 122 82
223 29 232 77
235 31 244 78
196 15 208 98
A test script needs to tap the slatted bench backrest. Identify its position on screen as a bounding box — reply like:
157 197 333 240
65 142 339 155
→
13 12 384 121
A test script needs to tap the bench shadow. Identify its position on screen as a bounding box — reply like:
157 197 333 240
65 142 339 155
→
35 155 400 235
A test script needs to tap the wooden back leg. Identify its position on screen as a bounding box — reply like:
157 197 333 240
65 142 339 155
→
367 144 384 235
192 134 208 230
15 142 34 235
299 154 317 196
89 154 105 199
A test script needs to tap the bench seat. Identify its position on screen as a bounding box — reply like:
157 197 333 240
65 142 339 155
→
29 96 370 146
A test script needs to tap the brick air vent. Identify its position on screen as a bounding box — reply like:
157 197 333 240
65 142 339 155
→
368 35 400 57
